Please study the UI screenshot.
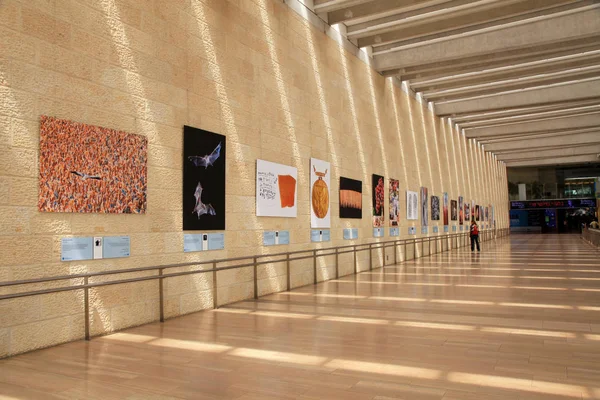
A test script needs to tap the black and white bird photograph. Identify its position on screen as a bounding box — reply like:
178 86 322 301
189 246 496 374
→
183 125 226 231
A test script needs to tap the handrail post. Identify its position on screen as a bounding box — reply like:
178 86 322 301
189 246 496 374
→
159 268 164 322
212 262 218 309
335 248 339 279
253 256 258 300
286 253 291 291
84 276 90 341
421 237 424 258
381 243 385 268
353 245 357 274
413 238 416 260
394 241 397 265
404 240 407 262
369 244 373 271
313 249 317 284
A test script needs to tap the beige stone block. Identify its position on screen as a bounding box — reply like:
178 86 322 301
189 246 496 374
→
217 265 253 288
29 212 72 235
258 274 287 296
216 281 254 307
179 289 213 315
11 313 84 354
90 273 159 308
0 327 9 358
0 86 38 121
0 235 53 267
39 290 84 319
0 206 33 235
21 5 71 46
70 26 112 62
165 271 213 297
0 296 40 328
110 299 159 332
163 296 180 319
257 262 286 280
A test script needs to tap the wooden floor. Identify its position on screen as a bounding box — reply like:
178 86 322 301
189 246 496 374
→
2 234 600 400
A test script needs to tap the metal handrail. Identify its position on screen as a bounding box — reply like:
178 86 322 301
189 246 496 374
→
0 227 510 341
582 227 600 250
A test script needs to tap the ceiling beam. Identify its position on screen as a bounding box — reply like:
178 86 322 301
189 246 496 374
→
443 96 600 118
484 131 600 152
458 105 600 129
327 0 444 25
411 52 600 92
374 8 600 72
313 0 373 14
423 68 600 101
498 144 600 161
347 0 484 38
384 38 600 80
359 0 581 48
434 78 600 115
465 113 600 138
504 154 600 167
477 126 600 144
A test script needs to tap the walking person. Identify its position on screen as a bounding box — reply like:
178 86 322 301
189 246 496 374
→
470 219 480 252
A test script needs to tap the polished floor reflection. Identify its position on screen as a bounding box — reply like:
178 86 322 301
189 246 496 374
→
1 234 600 399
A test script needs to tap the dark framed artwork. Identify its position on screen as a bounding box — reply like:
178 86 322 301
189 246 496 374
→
183 125 226 231
420 187 428 226
431 196 440 220
372 174 384 227
340 177 362 219
451 200 458 221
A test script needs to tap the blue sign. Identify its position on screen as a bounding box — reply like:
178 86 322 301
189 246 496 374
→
444 226 449 233
311 230 330 242
184 234 205 252
263 231 276 246
389 227 399 237
433 226 439 233
279 230 290 245
452 226 457 232
408 227 416 235
208 233 225 250
421 227 428 234
61 237 93 262
343 228 358 240
103 236 130 259
263 231 290 246
373 228 384 237
460 226 464 231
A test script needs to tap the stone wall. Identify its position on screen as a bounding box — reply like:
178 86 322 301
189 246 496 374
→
0 0 509 357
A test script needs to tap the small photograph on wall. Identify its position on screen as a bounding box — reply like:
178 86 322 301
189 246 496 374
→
372 174 385 227
465 203 471 222
451 200 458 221
458 196 464 225
389 179 399 227
311 158 331 228
183 126 226 231
340 177 362 219
256 159 297 218
406 190 418 220
39 115 147 213
476 205 480 221
485 206 490 222
420 187 429 226
443 193 449 226
431 196 440 220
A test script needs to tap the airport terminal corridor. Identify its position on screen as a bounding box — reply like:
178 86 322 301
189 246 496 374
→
1 235 599 400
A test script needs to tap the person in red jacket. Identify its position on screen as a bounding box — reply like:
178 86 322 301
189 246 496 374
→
470 219 480 252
